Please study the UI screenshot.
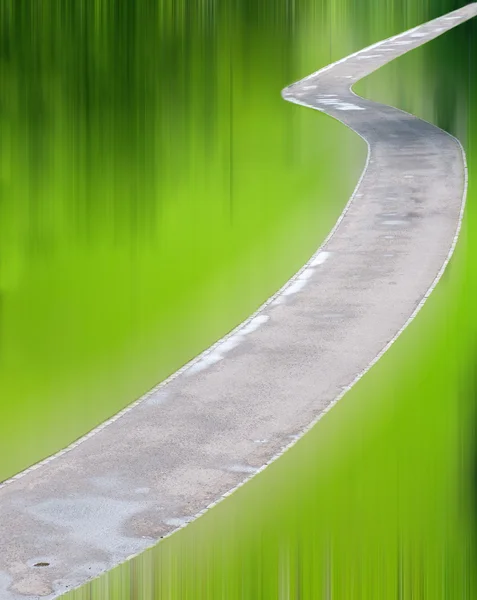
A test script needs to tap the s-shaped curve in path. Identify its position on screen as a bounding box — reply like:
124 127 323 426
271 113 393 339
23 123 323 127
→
1 4 477 599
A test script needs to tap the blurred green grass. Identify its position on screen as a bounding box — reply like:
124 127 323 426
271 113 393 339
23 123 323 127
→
0 1 363 481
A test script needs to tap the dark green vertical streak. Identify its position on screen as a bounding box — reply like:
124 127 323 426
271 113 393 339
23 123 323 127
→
229 41 234 225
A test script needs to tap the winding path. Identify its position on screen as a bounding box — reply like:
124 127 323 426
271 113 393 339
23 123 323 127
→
1 4 477 598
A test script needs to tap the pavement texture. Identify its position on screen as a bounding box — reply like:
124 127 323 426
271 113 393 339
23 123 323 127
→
1 4 477 598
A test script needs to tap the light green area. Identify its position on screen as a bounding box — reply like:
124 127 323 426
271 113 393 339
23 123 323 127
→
64 4 477 600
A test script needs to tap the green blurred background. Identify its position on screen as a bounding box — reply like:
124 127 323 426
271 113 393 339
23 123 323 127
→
0 0 364 481
1 0 477 598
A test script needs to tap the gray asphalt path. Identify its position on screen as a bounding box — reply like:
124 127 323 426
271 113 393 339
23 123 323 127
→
1 4 477 598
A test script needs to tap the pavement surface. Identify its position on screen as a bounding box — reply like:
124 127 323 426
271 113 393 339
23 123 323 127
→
1 4 477 598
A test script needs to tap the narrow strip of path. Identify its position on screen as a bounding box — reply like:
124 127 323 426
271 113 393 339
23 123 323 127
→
1 4 476 598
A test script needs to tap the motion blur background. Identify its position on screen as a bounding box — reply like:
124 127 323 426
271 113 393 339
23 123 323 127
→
0 0 476 597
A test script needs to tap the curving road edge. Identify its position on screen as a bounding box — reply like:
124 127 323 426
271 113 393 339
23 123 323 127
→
1 4 477 598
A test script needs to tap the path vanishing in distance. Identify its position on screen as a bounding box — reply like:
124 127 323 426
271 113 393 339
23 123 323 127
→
1 4 477 598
